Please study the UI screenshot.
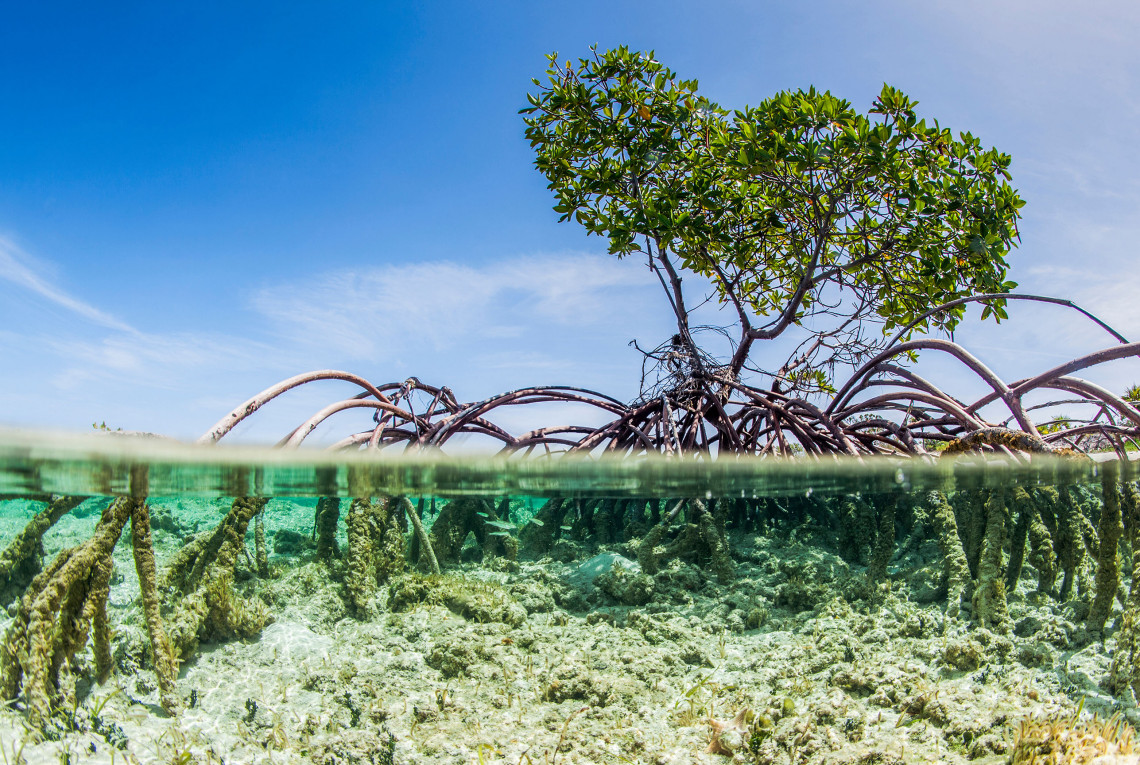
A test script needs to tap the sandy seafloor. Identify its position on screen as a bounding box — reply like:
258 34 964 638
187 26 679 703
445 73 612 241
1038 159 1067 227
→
0 493 1132 765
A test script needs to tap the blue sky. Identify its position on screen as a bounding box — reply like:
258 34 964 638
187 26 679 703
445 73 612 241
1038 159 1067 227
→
2 1 1139 442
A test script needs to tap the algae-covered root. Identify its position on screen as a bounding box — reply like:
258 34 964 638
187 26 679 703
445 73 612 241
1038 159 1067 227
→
637 499 684 576
164 497 271 658
693 498 734 584
254 507 269 578
128 499 181 715
867 495 897 594
315 496 341 561
1025 489 1058 596
1110 481 1140 701
517 497 566 557
972 488 1010 633
402 496 439 575
345 496 411 616
0 496 133 727
1088 461 1123 633
924 491 969 619
426 496 513 566
0 495 86 607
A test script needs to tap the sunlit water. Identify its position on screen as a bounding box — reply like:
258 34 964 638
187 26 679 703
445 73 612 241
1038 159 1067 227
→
0 429 1134 764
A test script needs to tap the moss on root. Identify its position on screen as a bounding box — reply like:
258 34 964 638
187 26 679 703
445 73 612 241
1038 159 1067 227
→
164 497 272 659
345 497 407 616
972 488 1010 633
925 490 969 620
315 497 341 562
0 496 133 727
1088 463 1123 634
128 499 181 716
0 496 86 607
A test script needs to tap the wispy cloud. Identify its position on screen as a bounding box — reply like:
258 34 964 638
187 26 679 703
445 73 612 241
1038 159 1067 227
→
250 253 658 362
0 235 136 333
0 244 668 438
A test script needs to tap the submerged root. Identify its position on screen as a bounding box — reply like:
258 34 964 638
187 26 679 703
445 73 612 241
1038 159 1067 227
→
693 499 734 584
867 496 897 598
837 496 875 565
1038 485 1090 601
636 499 685 577
315 497 341 562
1088 463 1123 633
128 500 181 716
345 497 407 616
972 488 1010 633
925 491 969 619
426 497 513 566
164 497 271 658
1110 481 1140 701
0 496 132 727
517 498 567 558
254 508 269 578
0 496 87 607
1026 490 1058 597
1006 488 1032 593
402 496 439 575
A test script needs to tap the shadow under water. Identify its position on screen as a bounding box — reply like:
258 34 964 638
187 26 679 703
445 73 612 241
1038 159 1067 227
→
0 432 1137 764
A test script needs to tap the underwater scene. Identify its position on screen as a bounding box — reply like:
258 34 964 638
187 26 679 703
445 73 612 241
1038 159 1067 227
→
1 434 1139 765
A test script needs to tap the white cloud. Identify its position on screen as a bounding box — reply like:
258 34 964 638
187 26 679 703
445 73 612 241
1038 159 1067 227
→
0 245 670 440
0 235 136 333
249 253 657 362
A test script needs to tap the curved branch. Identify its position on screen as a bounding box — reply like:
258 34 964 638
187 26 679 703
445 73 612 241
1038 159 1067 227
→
199 370 395 444
884 292 1129 349
828 338 1033 431
281 400 418 447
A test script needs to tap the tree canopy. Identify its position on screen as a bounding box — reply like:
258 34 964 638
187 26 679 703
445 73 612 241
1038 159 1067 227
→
523 46 1025 394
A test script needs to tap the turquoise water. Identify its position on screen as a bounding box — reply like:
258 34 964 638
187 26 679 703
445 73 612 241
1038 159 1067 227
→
0 429 1106 498
0 430 1135 764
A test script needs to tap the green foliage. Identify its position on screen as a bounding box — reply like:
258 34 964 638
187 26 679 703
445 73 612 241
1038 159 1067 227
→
1037 414 1071 435
1124 384 1140 403
523 46 1025 377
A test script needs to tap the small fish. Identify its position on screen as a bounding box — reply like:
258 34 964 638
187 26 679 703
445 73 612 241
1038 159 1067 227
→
560 525 572 531
489 531 512 537
529 519 544 526
484 520 515 530
476 511 489 518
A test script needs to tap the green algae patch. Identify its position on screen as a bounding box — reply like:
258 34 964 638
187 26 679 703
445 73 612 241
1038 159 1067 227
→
387 574 527 627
